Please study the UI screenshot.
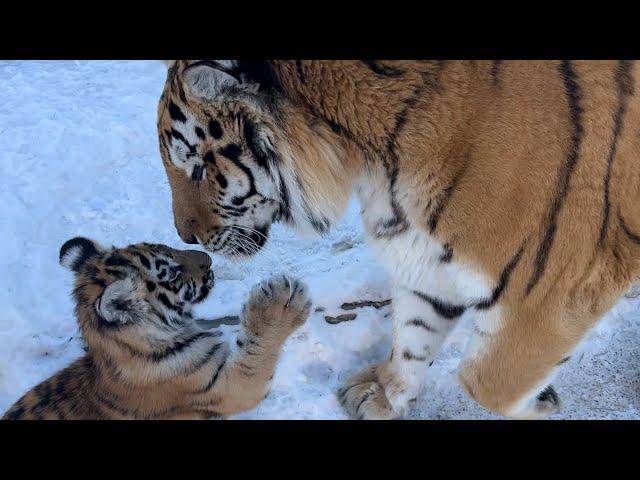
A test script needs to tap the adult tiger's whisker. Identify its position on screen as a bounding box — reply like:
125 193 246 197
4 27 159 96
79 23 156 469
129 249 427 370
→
225 228 263 257
232 224 269 241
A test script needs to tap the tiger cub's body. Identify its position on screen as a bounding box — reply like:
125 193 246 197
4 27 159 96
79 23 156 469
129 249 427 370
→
2 238 310 420
156 60 640 419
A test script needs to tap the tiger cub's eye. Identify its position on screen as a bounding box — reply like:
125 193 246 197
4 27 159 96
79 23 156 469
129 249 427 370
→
168 266 183 282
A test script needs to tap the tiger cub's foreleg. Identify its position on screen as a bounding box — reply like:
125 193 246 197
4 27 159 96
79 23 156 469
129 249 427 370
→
339 286 461 419
197 275 311 416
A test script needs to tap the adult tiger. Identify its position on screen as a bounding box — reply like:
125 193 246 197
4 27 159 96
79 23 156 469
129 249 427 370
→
157 60 640 419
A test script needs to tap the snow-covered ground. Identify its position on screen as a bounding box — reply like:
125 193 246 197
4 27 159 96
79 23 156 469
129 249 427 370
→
1 60 638 419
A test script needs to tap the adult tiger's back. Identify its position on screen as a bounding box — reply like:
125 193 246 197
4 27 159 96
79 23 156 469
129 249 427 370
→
156 60 640 418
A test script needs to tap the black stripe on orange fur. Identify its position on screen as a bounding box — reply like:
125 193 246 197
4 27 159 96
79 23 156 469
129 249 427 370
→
477 243 526 310
619 210 640 245
599 61 634 247
363 61 404 78
526 60 584 296
412 290 466 319
490 60 503 86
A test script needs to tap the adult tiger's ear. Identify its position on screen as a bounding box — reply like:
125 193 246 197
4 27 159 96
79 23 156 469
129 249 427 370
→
182 60 251 99
95 277 147 325
59 237 103 273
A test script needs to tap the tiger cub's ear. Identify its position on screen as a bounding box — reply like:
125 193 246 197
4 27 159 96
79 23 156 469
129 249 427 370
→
95 277 147 325
60 237 103 273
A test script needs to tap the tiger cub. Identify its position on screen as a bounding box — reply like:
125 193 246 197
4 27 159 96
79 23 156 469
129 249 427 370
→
2 237 310 420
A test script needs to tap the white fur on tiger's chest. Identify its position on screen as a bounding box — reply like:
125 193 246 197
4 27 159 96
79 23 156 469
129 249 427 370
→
356 179 492 305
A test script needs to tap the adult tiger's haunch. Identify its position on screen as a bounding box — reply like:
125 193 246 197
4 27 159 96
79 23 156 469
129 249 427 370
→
157 60 640 419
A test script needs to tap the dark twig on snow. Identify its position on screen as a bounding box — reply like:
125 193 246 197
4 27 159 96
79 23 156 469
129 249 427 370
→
324 313 358 325
340 299 391 310
196 316 241 329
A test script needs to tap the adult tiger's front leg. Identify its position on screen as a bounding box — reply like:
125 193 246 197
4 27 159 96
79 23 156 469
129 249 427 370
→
339 286 463 419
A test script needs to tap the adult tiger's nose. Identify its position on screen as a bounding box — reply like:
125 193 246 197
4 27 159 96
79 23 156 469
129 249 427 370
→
176 225 198 244
181 233 198 245
175 217 200 245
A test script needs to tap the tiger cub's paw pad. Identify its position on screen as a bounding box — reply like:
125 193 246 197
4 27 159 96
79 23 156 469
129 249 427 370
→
243 275 311 337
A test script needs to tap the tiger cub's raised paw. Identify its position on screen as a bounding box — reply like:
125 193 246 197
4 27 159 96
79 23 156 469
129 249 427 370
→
242 275 312 340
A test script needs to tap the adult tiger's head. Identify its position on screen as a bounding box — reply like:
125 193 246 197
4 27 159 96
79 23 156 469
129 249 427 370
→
59 237 214 361
157 60 357 257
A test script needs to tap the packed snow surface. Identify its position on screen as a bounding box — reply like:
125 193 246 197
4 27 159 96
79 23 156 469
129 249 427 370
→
1 61 638 419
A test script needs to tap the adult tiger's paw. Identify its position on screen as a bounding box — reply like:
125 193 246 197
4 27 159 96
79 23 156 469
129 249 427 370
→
338 365 400 420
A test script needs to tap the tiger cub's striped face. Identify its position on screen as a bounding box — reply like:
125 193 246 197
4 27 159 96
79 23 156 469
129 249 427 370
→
60 237 214 335
157 61 284 257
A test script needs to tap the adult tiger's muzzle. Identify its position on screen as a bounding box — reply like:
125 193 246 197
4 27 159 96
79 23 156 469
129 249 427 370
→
197 224 271 257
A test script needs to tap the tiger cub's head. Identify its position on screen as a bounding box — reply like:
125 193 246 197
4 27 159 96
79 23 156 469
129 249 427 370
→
59 237 214 356
157 60 351 258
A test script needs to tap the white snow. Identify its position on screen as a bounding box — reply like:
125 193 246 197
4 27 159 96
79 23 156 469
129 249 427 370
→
1 60 638 419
